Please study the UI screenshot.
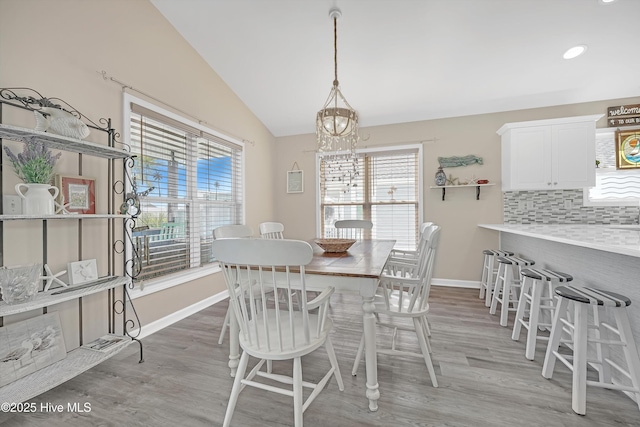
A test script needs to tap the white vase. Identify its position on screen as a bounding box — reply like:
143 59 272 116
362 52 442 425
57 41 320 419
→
15 183 59 215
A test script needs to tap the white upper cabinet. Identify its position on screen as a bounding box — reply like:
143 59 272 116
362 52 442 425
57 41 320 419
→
497 115 603 191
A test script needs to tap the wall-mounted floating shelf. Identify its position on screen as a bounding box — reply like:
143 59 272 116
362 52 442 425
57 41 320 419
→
430 183 495 201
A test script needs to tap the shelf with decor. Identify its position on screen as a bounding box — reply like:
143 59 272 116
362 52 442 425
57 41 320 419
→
430 183 495 201
0 87 143 404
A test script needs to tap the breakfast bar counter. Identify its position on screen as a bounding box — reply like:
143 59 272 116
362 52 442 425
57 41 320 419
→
478 223 640 371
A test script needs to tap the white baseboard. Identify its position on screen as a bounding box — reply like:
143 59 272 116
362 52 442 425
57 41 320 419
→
131 290 229 339
131 278 478 339
431 278 480 289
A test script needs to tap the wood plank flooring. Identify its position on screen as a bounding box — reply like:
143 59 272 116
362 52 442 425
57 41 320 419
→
1 287 639 426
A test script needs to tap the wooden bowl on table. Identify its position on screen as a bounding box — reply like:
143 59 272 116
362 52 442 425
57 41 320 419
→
314 238 356 253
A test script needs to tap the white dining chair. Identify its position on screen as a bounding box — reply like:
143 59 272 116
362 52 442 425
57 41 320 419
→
211 238 344 427
384 221 434 275
351 225 441 388
213 224 255 345
259 221 284 239
334 219 373 239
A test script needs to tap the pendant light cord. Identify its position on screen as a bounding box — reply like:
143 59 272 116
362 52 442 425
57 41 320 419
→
333 17 339 87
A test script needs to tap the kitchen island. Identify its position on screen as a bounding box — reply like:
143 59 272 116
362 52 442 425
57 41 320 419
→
479 223 640 398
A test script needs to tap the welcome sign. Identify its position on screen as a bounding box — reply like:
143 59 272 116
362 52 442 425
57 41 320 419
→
607 104 640 127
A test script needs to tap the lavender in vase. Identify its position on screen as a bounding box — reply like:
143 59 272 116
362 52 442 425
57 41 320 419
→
3 141 61 184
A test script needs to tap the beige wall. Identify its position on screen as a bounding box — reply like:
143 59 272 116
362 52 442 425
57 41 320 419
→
275 96 640 282
0 0 276 335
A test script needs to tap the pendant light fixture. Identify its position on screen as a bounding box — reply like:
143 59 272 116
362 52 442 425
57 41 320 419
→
316 7 359 156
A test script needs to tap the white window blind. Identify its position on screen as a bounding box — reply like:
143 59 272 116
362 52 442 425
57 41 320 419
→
319 146 421 250
129 104 243 281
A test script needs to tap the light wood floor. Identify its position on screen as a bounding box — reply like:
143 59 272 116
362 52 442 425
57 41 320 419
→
1 287 639 426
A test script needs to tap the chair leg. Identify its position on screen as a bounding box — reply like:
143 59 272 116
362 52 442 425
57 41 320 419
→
218 306 230 345
571 302 588 415
484 256 496 307
223 350 249 427
325 337 345 391
351 334 365 376
489 263 504 315
524 279 542 361
613 308 640 410
480 254 489 300
542 296 569 379
420 317 432 353
414 317 438 387
511 276 531 341
293 357 303 427
499 267 514 327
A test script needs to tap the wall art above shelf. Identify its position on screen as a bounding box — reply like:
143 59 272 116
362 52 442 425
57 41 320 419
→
0 124 130 159
430 183 495 201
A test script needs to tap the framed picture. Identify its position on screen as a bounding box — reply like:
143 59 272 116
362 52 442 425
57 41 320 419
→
67 259 98 285
0 312 67 388
615 130 640 170
55 175 96 214
287 170 304 193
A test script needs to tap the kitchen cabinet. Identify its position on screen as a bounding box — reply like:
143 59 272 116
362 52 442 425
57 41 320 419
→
497 115 602 191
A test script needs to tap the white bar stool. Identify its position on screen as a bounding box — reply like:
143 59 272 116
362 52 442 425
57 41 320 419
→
480 249 514 307
511 267 573 360
542 286 640 415
489 255 535 327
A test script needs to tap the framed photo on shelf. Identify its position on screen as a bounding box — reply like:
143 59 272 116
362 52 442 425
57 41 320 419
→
67 259 98 285
55 175 96 214
615 130 640 170
287 170 304 193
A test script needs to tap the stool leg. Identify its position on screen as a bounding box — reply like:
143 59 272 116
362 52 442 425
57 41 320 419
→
542 296 570 379
484 256 496 307
511 275 531 341
525 279 543 360
572 302 589 416
613 308 640 410
592 305 612 384
499 266 515 327
489 263 504 315
480 254 489 300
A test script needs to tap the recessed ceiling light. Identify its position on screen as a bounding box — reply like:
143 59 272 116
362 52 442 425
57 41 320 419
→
600 0 616 4
563 45 587 60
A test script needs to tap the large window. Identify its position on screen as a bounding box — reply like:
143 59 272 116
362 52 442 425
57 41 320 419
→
126 96 244 283
584 129 640 206
317 145 422 250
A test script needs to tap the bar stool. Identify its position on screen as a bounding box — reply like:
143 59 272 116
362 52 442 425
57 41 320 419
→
489 255 535 327
479 249 514 307
511 267 573 360
542 286 640 415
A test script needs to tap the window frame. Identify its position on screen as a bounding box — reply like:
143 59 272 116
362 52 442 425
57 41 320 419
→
123 93 245 299
315 143 423 248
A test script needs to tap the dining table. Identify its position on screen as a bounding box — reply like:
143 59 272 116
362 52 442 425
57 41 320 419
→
226 238 396 412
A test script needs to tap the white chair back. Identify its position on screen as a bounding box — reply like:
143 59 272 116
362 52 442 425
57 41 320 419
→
379 225 441 314
259 222 285 239
213 224 252 239
211 238 334 356
334 219 373 239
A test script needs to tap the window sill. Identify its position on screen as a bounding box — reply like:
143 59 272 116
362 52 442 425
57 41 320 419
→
128 264 221 300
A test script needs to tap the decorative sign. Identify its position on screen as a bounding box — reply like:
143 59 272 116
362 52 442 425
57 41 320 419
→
607 104 640 127
615 130 640 169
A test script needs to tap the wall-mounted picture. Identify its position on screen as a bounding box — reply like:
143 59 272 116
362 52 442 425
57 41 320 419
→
55 175 96 214
67 259 98 285
287 170 304 193
0 312 67 388
615 130 640 169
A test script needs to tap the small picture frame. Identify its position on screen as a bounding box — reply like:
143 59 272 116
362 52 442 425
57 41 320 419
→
615 130 640 170
56 175 96 214
287 170 304 193
67 259 98 285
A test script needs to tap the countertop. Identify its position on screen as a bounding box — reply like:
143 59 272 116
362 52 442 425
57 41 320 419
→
478 223 640 258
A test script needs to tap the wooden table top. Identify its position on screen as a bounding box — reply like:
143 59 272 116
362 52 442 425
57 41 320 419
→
305 239 396 279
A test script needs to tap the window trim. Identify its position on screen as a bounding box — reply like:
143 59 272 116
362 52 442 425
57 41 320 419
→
315 143 423 243
123 93 245 294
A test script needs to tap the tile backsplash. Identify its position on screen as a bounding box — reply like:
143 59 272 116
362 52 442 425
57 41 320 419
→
503 189 638 224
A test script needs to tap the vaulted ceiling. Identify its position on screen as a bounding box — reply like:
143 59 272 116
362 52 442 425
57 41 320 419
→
151 0 640 137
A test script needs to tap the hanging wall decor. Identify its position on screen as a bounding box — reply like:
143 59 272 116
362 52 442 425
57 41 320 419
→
287 162 304 193
615 130 640 169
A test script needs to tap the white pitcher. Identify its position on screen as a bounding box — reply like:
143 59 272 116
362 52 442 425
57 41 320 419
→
15 183 59 215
